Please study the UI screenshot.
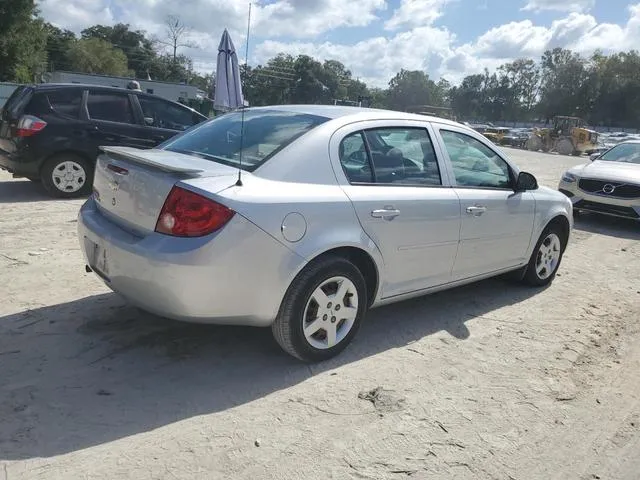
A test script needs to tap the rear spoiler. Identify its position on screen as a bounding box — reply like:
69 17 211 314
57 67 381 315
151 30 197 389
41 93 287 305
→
99 146 205 174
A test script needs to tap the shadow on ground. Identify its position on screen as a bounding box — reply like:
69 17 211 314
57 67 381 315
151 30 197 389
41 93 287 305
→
0 179 51 203
0 278 540 460
574 213 640 240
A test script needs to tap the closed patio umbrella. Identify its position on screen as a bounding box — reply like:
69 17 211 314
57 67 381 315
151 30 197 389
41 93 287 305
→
214 29 244 112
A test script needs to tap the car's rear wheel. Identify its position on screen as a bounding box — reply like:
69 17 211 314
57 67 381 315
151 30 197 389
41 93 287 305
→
41 154 93 198
272 256 368 362
522 224 567 287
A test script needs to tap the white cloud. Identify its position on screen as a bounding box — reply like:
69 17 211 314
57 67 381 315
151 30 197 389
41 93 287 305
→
522 0 595 13
36 0 640 88
256 26 456 87
385 0 450 30
255 0 387 38
38 0 115 32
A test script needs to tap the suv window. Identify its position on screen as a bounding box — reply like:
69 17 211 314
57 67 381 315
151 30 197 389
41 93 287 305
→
138 96 201 131
339 127 441 185
440 130 512 189
87 91 135 124
2 86 32 119
47 89 83 118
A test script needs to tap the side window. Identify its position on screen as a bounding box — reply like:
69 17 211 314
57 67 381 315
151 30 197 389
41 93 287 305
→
139 97 197 131
339 127 441 186
46 89 83 118
87 92 135 124
339 132 373 183
440 130 512 189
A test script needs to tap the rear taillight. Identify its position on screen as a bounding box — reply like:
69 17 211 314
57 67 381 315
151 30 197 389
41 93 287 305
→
155 186 235 237
15 115 47 137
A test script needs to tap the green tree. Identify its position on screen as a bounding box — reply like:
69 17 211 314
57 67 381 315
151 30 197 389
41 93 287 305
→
0 0 47 82
81 23 157 78
68 38 131 76
538 48 590 121
386 69 441 112
44 23 76 71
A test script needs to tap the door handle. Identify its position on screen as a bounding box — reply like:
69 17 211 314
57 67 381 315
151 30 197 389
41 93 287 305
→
371 208 401 219
466 205 487 216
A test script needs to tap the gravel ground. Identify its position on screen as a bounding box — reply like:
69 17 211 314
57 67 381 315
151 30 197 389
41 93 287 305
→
1 148 639 480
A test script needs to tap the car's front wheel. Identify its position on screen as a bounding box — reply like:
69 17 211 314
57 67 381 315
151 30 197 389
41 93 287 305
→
522 223 567 287
272 256 368 362
41 154 93 198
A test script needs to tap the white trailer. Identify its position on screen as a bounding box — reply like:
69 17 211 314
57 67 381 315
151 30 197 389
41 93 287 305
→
44 71 203 103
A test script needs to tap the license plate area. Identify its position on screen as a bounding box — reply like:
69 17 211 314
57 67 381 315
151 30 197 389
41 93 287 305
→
85 237 110 281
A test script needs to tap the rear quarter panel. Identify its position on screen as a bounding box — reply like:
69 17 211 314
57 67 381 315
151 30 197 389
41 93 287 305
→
185 174 387 302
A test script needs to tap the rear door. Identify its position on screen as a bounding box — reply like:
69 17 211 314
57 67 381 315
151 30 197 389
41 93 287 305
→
84 89 154 150
134 95 206 146
331 120 461 298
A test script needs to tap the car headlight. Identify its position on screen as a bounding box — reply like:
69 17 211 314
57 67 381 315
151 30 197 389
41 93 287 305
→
561 172 577 183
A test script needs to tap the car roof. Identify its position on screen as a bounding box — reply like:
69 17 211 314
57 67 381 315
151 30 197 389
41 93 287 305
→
27 83 205 116
244 104 463 128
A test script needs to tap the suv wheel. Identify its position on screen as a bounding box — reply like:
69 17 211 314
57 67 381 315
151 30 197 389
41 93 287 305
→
41 154 93 198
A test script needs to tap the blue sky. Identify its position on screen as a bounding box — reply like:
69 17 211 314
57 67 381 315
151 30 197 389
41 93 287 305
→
38 0 637 86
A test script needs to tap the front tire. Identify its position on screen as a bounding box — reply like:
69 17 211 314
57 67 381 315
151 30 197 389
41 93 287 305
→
522 224 567 287
41 154 93 198
272 256 368 362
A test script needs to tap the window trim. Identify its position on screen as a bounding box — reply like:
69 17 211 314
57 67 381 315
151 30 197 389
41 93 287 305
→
338 125 445 188
434 125 517 191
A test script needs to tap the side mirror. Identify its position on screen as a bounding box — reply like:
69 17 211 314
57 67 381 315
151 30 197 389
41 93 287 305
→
589 152 600 161
144 117 155 126
515 171 538 192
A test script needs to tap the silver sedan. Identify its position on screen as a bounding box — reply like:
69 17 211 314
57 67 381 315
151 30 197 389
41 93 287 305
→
78 106 573 361
559 140 640 221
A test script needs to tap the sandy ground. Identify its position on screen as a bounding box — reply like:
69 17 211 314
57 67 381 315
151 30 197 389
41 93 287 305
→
1 148 639 480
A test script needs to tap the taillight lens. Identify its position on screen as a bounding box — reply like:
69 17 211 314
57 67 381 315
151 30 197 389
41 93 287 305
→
15 115 47 137
155 186 235 237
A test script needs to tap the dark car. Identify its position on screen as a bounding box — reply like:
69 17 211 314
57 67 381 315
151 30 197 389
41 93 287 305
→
0 83 208 198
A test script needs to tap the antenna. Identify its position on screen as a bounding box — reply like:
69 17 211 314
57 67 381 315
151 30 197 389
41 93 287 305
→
236 2 252 187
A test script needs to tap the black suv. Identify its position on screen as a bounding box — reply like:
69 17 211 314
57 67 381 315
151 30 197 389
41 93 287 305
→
0 83 208 198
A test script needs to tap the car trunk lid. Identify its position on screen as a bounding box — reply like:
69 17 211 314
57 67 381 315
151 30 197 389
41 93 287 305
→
93 146 240 235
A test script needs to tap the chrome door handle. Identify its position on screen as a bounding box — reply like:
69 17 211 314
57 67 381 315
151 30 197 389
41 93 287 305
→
371 208 401 219
466 205 487 216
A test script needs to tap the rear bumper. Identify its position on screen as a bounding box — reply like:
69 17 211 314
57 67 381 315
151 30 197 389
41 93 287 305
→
558 180 640 220
78 197 306 326
0 147 41 177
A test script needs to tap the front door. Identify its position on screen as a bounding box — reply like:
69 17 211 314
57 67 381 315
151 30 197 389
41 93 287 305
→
435 126 536 280
336 124 461 298
135 95 204 147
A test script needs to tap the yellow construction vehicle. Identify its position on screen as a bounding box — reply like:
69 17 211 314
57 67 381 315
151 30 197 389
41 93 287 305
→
525 116 599 156
481 127 511 145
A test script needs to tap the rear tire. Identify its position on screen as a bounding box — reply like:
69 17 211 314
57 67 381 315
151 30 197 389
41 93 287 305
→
272 256 368 362
522 224 567 287
41 153 93 199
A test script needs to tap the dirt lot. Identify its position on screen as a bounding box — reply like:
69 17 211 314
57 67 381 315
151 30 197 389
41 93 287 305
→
1 149 639 480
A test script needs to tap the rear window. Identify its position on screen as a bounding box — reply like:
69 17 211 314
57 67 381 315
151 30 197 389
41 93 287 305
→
1 86 33 119
47 89 83 118
161 109 329 171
